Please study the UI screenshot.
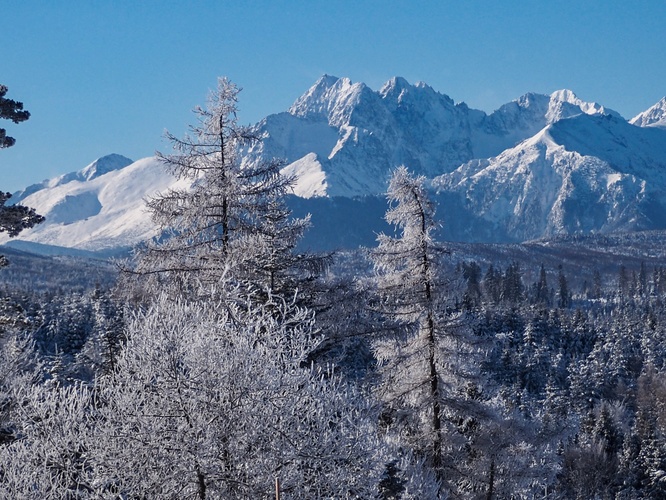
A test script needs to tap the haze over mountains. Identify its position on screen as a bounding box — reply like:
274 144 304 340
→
3 76 666 254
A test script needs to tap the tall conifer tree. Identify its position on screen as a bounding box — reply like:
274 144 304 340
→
130 78 317 301
371 166 447 481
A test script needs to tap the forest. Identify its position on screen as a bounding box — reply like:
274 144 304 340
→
1 79 666 499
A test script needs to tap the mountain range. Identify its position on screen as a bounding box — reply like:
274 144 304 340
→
2 76 666 255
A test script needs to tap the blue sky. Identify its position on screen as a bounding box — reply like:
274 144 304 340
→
2 0 665 191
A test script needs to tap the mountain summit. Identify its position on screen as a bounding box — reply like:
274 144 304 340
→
630 97 666 128
13 154 134 204
2 156 180 253
4 77 666 254
435 112 666 242
244 77 620 198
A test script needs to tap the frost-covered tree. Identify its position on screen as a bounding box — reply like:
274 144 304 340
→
0 333 42 446
0 383 97 497
371 167 445 472
130 78 317 302
369 166 490 494
370 168 554 497
0 293 390 498
93 294 384 498
76 287 126 377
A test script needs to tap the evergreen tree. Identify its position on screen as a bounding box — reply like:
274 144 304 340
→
77 287 126 377
535 263 550 306
371 166 447 482
557 264 571 309
0 192 44 242
483 264 502 304
638 261 648 298
592 269 603 299
0 86 44 253
461 261 482 309
501 262 523 304
129 77 317 302
619 265 630 299
0 85 29 149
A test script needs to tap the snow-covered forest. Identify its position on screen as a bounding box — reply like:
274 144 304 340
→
2 79 666 499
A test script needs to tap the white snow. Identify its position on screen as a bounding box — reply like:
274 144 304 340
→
1 157 180 252
548 89 620 119
282 153 328 198
606 173 622 188
630 97 666 128
434 110 666 240
5 76 666 252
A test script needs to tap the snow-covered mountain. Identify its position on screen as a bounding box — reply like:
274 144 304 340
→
12 154 134 204
1 155 182 254
434 113 666 242
630 97 666 128
244 76 619 198
3 77 666 254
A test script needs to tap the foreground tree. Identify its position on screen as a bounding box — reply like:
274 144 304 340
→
0 383 96 496
371 167 449 483
0 293 387 498
130 78 318 302
0 85 44 263
93 295 384 498
370 168 553 497
0 85 29 149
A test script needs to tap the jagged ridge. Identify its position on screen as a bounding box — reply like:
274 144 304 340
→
4 77 666 253
244 76 622 198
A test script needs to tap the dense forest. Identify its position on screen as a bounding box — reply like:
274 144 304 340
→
1 79 666 499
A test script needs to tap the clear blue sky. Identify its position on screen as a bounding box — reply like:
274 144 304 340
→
2 0 665 192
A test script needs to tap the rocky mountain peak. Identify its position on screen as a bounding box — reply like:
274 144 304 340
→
79 154 134 182
7 77 666 254
630 97 666 128
548 89 621 120
288 75 367 125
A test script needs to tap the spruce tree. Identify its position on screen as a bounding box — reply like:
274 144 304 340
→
0 85 44 250
535 263 550 306
557 264 570 309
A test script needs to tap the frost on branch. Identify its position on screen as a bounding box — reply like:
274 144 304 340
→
128 77 323 304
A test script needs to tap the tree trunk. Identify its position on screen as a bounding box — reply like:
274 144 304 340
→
418 191 442 477
486 457 495 500
427 309 443 474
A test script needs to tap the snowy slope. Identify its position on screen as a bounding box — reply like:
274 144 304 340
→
434 113 666 242
12 154 134 203
1 157 181 252
630 97 666 128
243 76 617 198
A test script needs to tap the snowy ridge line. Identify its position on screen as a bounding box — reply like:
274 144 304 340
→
3 77 666 254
